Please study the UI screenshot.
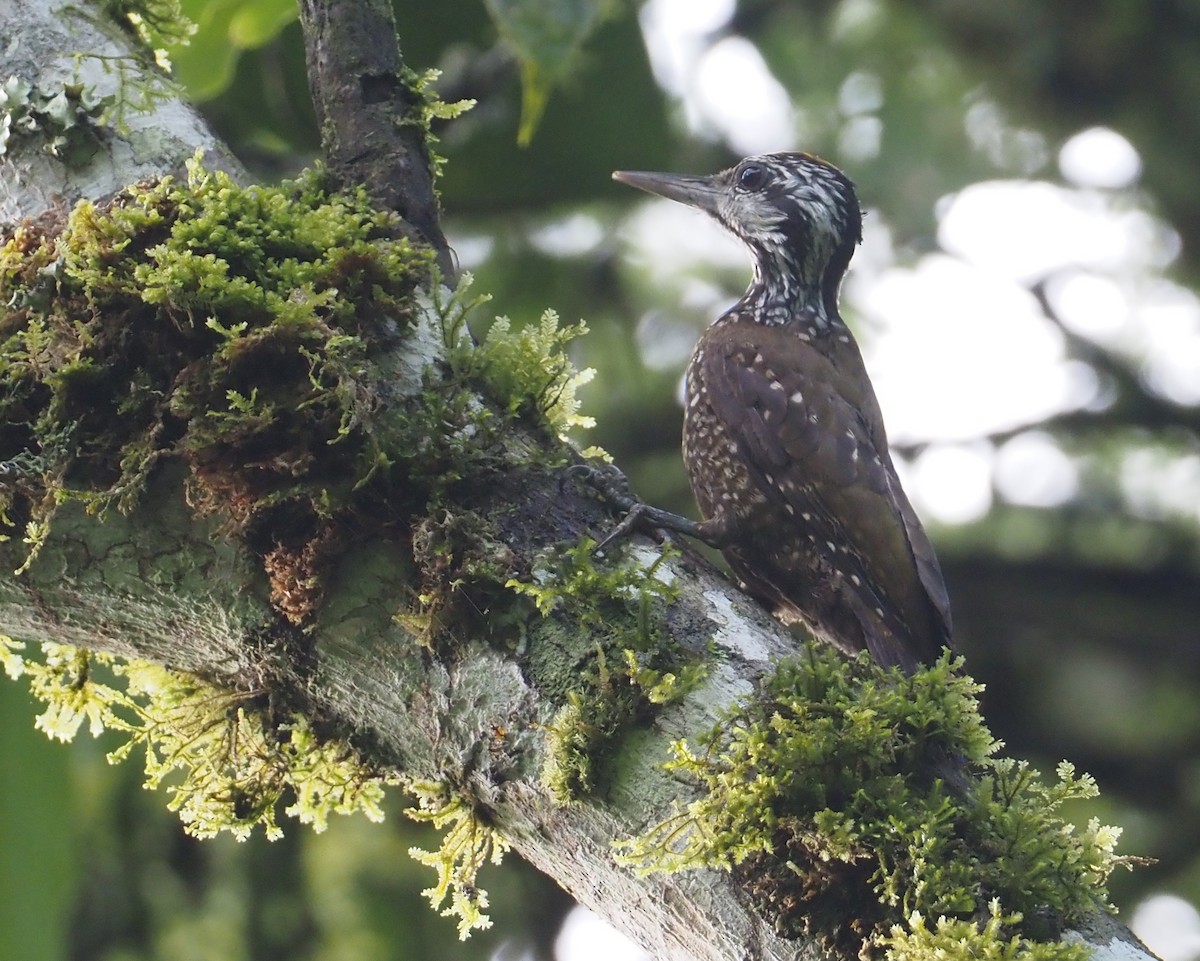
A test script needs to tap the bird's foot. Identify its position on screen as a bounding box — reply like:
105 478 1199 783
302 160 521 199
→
562 463 703 552
561 462 638 514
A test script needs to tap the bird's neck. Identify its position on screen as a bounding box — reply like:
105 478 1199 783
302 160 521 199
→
732 253 845 332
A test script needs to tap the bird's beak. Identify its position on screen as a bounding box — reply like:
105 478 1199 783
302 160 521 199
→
612 169 722 215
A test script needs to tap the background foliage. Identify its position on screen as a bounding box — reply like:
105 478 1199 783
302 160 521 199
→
3 0 1199 959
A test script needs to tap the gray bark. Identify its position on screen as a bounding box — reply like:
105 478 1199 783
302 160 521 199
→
0 3 1160 960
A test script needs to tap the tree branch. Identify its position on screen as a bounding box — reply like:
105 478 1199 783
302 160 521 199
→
0 0 243 222
296 0 455 281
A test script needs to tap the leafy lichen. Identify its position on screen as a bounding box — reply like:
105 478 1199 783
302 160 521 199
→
0 75 113 164
618 646 1130 959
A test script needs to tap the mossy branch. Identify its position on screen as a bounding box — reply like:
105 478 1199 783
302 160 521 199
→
0 5 1160 960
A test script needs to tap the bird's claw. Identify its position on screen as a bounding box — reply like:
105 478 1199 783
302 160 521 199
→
561 462 649 552
561 462 637 511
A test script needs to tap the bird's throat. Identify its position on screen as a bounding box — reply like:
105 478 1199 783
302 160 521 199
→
738 261 835 331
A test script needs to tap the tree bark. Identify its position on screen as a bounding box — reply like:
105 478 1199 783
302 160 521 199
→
0 3 1160 961
296 0 455 280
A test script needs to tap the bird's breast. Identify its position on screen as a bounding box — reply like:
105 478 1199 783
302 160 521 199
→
682 340 769 524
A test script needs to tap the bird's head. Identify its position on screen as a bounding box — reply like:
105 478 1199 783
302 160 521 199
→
614 152 863 326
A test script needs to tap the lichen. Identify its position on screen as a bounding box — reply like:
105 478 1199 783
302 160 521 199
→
0 75 113 164
618 646 1130 959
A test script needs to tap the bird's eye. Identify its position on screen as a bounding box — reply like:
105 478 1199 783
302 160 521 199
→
736 163 767 192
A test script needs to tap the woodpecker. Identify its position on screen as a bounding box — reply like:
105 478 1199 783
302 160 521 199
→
606 152 953 674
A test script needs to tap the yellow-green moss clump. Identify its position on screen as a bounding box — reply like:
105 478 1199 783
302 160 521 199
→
620 646 1128 960
404 777 514 939
0 157 441 619
1 636 392 839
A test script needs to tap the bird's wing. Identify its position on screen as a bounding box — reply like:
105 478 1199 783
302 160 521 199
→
700 331 950 669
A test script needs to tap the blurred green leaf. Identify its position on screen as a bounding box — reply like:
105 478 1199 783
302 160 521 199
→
171 0 242 100
170 0 297 102
229 0 298 47
482 0 611 145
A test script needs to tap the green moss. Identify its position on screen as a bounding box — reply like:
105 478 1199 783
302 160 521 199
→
472 311 595 438
619 646 1128 959
881 901 1089 961
1 155 613 940
0 157 440 620
401 67 476 186
506 539 677 629
506 540 705 802
432 276 598 450
539 648 706 803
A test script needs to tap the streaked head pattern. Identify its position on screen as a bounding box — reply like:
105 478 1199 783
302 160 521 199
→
614 153 863 327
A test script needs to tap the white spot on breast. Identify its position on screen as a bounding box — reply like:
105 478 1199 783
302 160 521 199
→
770 381 785 392
790 391 804 404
